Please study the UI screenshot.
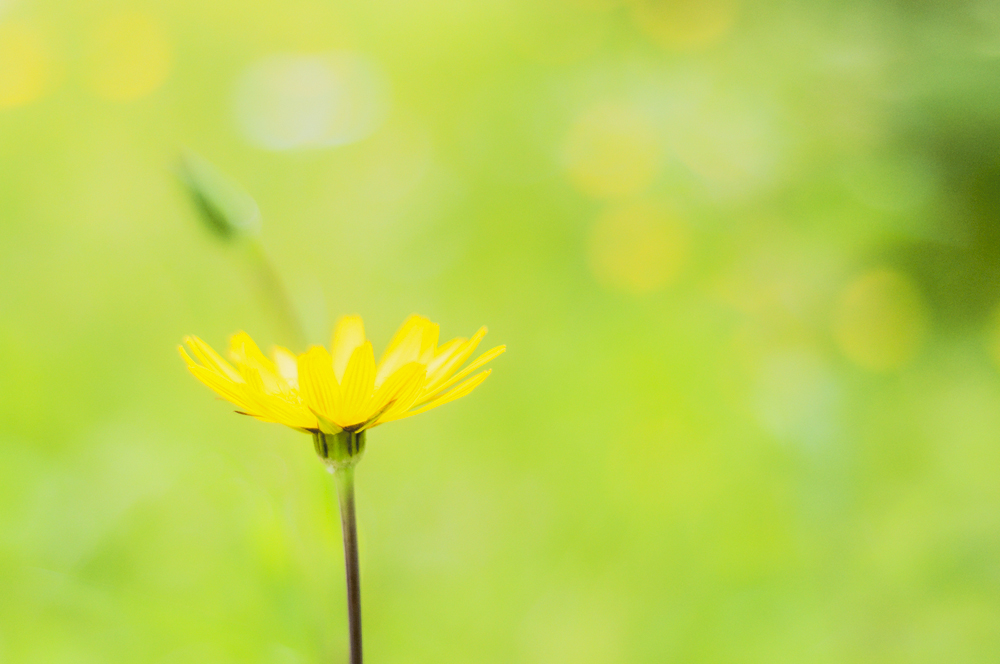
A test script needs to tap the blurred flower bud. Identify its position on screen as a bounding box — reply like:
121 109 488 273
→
177 149 261 239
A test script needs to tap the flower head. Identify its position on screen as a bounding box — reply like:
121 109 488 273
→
180 315 505 434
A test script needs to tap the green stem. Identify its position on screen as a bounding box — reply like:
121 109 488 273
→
244 239 306 350
335 465 363 664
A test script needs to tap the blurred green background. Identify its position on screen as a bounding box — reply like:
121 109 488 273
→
3 0 1000 661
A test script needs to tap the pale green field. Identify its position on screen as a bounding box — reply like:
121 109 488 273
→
3 0 1000 662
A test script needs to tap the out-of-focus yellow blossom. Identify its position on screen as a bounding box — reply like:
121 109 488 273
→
179 315 504 433
0 21 52 108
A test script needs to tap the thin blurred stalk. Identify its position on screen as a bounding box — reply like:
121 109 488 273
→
177 149 306 349
335 465 363 664
241 239 306 350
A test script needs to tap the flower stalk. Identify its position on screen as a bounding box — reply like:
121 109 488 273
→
335 464 362 664
315 430 366 664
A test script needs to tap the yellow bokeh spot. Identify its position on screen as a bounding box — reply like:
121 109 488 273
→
563 103 662 199
629 0 739 50
87 13 171 101
832 269 927 372
588 202 690 293
0 21 52 108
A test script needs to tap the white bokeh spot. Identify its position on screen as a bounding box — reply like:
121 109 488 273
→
234 52 390 151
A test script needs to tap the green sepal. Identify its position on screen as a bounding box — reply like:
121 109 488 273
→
313 430 366 470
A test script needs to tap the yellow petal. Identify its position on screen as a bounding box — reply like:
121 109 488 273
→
424 327 488 393
390 369 492 421
297 346 340 419
228 331 274 371
419 320 439 363
229 331 286 393
237 364 281 417
418 344 505 405
340 341 376 425
332 315 366 382
377 372 428 424
314 411 343 435
376 315 439 386
180 346 260 415
272 346 299 387
184 335 241 381
239 363 316 428
367 361 426 423
425 338 465 382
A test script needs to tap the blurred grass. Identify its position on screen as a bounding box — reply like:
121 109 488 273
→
3 0 1000 662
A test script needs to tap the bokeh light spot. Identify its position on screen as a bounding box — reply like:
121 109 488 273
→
234 52 389 151
833 268 928 372
0 21 51 108
563 102 662 199
670 100 783 196
588 202 690 293
753 348 839 447
87 13 171 101
629 0 739 50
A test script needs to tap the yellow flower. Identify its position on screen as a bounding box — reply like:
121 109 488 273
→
179 315 505 434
